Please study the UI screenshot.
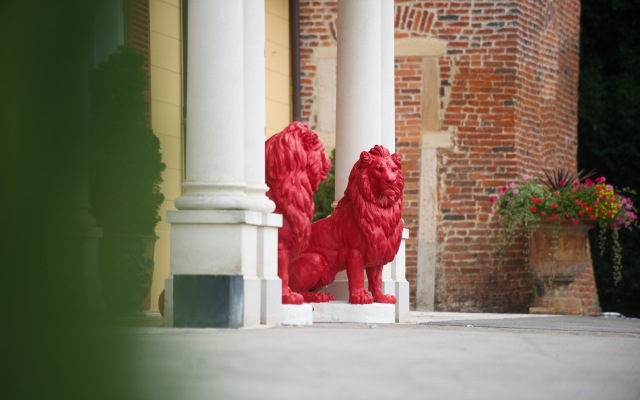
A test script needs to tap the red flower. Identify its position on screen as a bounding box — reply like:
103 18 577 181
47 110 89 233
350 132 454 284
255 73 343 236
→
529 206 537 213
551 214 559 220
572 219 580 225
551 203 558 209
578 210 585 217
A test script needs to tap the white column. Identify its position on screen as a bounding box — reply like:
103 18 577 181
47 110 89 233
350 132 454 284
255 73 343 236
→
379 0 408 321
335 0 382 200
381 0 395 275
166 0 281 328
380 0 396 152
328 0 383 303
380 0 395 299
244 0 275 213
243 0 281 326
175 0 249 211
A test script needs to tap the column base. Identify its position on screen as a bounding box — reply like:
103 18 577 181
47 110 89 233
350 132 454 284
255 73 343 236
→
261 278 282 325
395 280 410 323
173 275 244 328
282 304 313 326
166 209 282 328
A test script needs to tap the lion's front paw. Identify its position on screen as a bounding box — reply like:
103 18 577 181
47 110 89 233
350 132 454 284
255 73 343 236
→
373 293 396 304
349 289 373 304
282 290 304 305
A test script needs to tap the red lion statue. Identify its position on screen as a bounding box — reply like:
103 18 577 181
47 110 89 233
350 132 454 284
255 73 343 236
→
289 145 404 304
265 122 331 304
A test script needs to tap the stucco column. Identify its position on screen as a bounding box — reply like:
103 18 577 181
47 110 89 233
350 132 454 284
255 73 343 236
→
166 0 282 328
175 0 249 211
380 0 409 321
380 0 395 152
243 0 281 325
244 0 275 214
335 0 382 200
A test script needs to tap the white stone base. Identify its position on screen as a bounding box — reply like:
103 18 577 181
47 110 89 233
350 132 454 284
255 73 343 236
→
282 304 314 326
395 280 410 323
165 210 282 328
261 278 282 326
312 301 395 323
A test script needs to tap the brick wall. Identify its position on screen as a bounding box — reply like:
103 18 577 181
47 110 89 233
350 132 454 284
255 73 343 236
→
298 0 599 314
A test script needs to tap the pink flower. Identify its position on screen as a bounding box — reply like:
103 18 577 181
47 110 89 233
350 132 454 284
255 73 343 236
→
596 176 606 183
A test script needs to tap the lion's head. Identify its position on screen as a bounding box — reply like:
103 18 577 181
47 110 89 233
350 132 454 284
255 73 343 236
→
265 122 331 194
342 145 404 209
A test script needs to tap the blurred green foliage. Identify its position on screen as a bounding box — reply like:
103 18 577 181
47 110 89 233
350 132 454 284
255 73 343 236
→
313 148 336 221
0 1 141 398
89 46 165 236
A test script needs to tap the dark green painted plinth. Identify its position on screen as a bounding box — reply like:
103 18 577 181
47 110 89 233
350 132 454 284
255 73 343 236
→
173 275 244 328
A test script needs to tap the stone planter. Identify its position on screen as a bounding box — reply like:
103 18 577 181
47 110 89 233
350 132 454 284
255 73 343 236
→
99 234 158 315
528 222 593 315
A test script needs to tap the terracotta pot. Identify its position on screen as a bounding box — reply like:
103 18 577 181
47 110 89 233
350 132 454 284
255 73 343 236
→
528 221 593 315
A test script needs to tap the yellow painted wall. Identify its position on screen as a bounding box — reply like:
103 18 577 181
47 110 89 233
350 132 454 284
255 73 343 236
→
265 0 292 137
148 0 292 311
148 0 182 312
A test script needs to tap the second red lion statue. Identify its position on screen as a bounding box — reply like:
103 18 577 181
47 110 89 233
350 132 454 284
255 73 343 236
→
265 122 331 304
289 145 404 304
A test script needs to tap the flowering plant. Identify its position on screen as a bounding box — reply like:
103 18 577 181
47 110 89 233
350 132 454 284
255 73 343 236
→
491 169 638 284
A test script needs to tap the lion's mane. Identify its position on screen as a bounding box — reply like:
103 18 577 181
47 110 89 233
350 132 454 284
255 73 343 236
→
335 145 404 265
265 122 330 256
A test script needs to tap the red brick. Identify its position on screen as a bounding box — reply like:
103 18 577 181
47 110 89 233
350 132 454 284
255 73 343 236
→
298 0 593 314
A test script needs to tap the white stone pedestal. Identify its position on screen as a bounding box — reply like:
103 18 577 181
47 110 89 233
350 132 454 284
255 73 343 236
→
313 301 395 324
322 228 410 323
164 210 281 328
282 304 314 326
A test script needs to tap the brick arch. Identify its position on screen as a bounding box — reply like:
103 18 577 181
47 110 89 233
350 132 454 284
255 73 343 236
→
395 4 435 36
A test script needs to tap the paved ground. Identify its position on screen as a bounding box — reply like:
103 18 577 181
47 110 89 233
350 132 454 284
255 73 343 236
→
127 312 640 400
